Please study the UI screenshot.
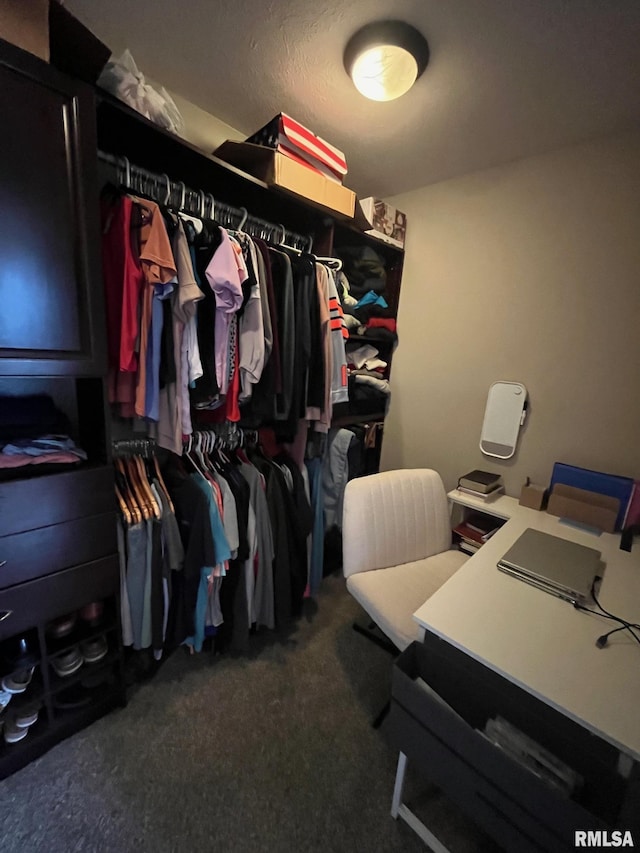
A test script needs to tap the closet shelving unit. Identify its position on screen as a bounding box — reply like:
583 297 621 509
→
94 93 405 438
0 37 126 779
0 30 405 774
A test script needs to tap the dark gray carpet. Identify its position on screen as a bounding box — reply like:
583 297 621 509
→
0 575 499 853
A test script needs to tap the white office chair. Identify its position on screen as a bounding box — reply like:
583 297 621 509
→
342 468 469 652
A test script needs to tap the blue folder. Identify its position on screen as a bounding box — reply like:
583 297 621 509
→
549 462 634 531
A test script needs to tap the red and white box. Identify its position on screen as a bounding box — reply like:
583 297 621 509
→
246 113 348 184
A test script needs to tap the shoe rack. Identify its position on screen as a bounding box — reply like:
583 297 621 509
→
0 590 126 779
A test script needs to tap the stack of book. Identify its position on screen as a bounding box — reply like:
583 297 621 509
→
457 469 504 501
453 512 505 555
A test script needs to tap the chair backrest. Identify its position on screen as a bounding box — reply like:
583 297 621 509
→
342 469 452 578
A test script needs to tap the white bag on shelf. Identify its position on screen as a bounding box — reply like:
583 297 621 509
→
98 49 184 135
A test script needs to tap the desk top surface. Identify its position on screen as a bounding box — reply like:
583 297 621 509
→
414 492 640 759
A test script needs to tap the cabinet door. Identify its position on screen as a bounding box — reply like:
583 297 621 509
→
0 38 105 375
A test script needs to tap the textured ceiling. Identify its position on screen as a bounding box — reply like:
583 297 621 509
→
65 0 640 198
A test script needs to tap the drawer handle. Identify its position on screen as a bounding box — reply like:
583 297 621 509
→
0 610 12 622
0 561 6 568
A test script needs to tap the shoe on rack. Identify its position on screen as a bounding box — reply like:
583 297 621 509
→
51 646 83 678
80 635 108 665
79 601 104 627
4 719 29 744
14 700 41 729
46 612 78 640
0 689 12 713
1 667 35 694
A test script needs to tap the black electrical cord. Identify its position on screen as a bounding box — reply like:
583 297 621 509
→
573 579 640 648
594 624 635 649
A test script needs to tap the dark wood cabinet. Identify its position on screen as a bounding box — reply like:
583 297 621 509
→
0 36 105 376
0 37 123 778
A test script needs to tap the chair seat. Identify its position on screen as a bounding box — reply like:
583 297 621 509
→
346 549 468 651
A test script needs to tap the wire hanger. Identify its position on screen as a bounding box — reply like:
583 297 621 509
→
275 222 310 255
161 173 171 206
314 254 343 270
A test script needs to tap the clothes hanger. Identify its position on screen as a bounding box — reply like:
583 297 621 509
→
114 457 143 524
151 454 175 513
183 433 208 479
114 482 133 525
123 455 153 520
273 223 313 256
132 453 162 519
313 255 343 270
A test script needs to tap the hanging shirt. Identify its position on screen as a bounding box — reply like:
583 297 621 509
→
133 198 177 419
236 235 266 404
192 223 223 407
101 193 147 419
308 263 332 432
205 228 246 397
269 248 295 421
327 267 349 406
152 214 205 451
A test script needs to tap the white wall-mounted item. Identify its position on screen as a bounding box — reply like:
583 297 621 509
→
480 381 528 459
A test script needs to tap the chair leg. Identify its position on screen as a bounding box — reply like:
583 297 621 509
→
352 622 397 655
372 699 390 729
350 622 395 728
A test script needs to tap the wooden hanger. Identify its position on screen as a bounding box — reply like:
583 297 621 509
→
133 454 162 519
152 455 175 514
121 456 152 520
114 458 143 524
114 482 133 525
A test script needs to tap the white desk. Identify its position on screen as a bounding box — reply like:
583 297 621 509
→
415 491 640 760
390 493 640 852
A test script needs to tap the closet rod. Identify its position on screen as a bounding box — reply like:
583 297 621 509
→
98 150 313 252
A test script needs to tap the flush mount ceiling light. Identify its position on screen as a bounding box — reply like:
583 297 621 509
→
344 20 430 102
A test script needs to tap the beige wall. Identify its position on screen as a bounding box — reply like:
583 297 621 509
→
381 130 640 497
166 90 244 153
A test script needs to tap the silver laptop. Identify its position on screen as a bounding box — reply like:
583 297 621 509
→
497 528 601 604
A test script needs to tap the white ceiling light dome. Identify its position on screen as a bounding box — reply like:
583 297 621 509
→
344 20 430 102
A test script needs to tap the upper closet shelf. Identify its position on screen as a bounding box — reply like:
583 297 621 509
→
97 94 351 231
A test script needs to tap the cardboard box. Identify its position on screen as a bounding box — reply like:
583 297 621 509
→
245 112 348 183
519 483 547 511
549 461 633 531
49 1 111 84
0 0 49 61
546 484 619 533
214 141 356 218
360 197 407 248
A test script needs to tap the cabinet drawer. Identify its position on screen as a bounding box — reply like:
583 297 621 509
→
0 466 115 536
0 555 119 640
0 513 116 590
385 639 631 848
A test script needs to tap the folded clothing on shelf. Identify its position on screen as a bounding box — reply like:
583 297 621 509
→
335 246 386 298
